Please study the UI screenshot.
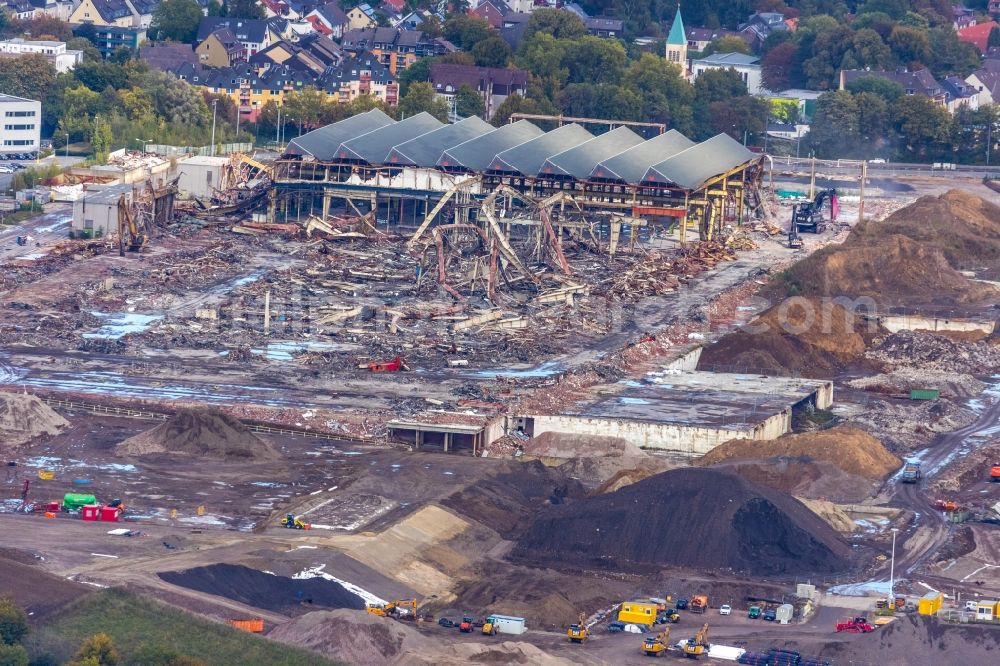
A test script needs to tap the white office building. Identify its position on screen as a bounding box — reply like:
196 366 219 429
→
691 52 768 96
0 95 41 157
0 38 84 73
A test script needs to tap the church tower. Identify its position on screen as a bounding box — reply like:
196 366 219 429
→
666 5 688 69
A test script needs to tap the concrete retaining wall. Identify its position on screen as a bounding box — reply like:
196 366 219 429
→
871 314 994 335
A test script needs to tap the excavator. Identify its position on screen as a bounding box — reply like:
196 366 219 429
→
567 612 588 643
682 623 709 659
366 599 418 619
641 627 670 657
280 513 311 529
116 194 148 256
791 188 838 234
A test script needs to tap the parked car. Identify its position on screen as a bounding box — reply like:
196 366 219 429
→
676 598 689 610
608 621 626 633
748 605 762 619
869 158 886 164
719 604 732 616
437 617 456 628
763 608 777 621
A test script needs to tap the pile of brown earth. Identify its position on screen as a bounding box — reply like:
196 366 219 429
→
0 392 68 449
699 426 900 479
116 408 278 459
696 297 876 377
510 468 854 576
767 190 1000 306
268 609 574 666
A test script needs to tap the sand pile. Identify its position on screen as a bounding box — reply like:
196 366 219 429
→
865 330 1000 374
158 564 363 615
796 498 857 532
441 460 584 538
116 408 278 459
698 426 900 481
696 298 874 377
766 190 1000 306
0 392 68 449
269 609 576 666
511 468 853 576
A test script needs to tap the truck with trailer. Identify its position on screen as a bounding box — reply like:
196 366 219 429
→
901 462 922 483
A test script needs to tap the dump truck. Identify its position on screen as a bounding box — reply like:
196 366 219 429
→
689 595 709 613
901 463 922 483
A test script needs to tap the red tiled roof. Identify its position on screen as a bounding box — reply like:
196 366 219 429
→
959 21 998 53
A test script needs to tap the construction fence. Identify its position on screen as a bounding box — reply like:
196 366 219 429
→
144 142 253 157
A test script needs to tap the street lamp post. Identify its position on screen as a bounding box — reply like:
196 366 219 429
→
136 138 151 154
210 100 218 156
65 133 69 159
888 527 899 606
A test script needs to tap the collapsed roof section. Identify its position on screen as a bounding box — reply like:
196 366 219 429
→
385 116 494 167
282 115 759 192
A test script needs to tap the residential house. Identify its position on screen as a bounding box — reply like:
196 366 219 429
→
129 0 157 28
381 0 404 14
70 0 136 27
340 27 449 74
499 12 530 49
992 1 1000 19
685 26 740 53
772 88 822 121
505 0 534 12
738 11 790 51
250 34 342 74
35 0 80 22
691 53 766 94
966 67 1000 105
196 17 288 57
139 42 199 73
261 0 291 18
88 25 145 58
305 2 349 39
429 63 528 118
395 9 433 30
196 28 245 68
470 0 508 29
940 76 981 111
958 21 998 53
0 38 83 73
839 68 946 105
953 5 976 30
564 3 623 38
3 0 37 20
346 3 377 30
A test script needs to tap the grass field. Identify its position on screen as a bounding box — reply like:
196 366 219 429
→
28 588 338 666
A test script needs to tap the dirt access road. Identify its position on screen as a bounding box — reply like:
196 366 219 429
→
0 205 72 261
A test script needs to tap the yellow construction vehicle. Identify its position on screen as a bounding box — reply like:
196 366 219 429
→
567 612 588 643
482 616 498 636
641 627 671 657
280 513 311 529
682 623 709 658
116 194 148 256
366 599 418 619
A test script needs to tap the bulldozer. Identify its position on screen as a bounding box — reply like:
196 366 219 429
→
366 599 418 619
641 627 671 657
280 513 311 530
682 623 709 659
567 612 588 643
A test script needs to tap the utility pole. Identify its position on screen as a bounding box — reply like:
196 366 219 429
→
988 117 993 166
888 527 898 605
858 160 867 223
276 106 281 145
210 100 218 156
808 155 816 199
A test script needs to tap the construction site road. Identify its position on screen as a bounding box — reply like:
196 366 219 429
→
0 205 72 262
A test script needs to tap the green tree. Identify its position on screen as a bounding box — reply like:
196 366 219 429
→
702 35 751 56
471 35 512 68
0 598 27 646
524 8 587 40
809 90 860 158
442 15 490 49
694 68 747 105
516 32 569 85
490 92 558 127
417 16 442 39
990 26 1000 50
67 37 102 61
708 96 769 145
928 26 981 78
561 36 627 85
397 57 432 96
0 645 28 666
128 645 206 666
91 114 113 162
397 82 449 122
223 0 264 19
282 86 333 130
557 83 642 121
151 0 204 43
843 28 892 70
625 54 693 132
18 15 73 41
0 54 55 102
855 91 890 155
454 84 484 118
845 76 904 102
68 633 119 666
891 93 954 160
888 26 931 68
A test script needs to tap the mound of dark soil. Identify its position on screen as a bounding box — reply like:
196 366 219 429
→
510 468 853 576
158 564 363 615
116 408 278 459
441 460 585 539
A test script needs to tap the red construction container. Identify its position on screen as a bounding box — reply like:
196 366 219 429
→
100 506 121 522
81 505 100 521
43 501 61 513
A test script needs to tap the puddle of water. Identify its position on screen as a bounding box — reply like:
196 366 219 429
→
15 252 47 261
83 312 162 339
828 580 892 596
473 360 564 378
249 340 360 361
34 217 70 233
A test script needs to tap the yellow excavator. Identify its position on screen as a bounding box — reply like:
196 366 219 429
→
641 626 670 657
366 599 418 619
567 612 588 643
682 623 709 658
116 194 148 256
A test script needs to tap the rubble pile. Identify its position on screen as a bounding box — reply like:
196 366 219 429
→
847 368 986 399
865 330 1000 374
849 399 978 453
